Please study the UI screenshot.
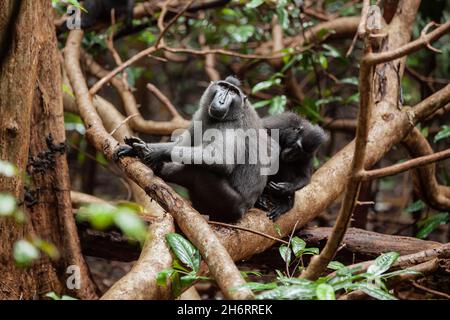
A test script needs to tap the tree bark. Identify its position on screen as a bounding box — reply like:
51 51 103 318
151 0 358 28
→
0 0 96 299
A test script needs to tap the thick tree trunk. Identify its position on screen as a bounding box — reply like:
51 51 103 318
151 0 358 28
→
0 0 96 299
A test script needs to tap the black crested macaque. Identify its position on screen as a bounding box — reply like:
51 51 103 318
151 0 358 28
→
82 0 135 29
115 76 273 222
256 112 327 220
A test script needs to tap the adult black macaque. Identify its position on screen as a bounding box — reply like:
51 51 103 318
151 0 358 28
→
256 112 327 220
115 76 275 222
82 0 135 29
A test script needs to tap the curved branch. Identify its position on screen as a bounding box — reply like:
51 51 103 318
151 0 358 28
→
362 148 450 180
366 20 450 66
82 51 189 135
402 128 450 211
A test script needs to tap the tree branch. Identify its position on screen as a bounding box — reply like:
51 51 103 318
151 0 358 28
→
362 148 450 180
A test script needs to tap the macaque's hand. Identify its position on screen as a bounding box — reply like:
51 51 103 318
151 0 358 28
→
256 194 272 212
266 181 293 195
123 136 168 167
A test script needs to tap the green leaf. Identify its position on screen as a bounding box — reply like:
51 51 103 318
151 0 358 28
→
416 213 450 239
405 200 425 213
172 258 190 273
345 92 360 104
367 252 400 275
327 261 345 270
241 270 263 278
166 233 201 272
45 292 61 300
269 95 287 115
276 7 289 29
62 84 75 98
316 28 332 41
339 77 359 86
114 209 148 244
77 204 115 230
315 96 343 106
381 269 421 279
316 283 335 300
322 44 342 58
234 282 278 292
221 8 238 16
33 238 60 260
0 160 18 177
116 201 145 214
156 268 175 287
434 125 450 143
180 273 197 287
171 272 182 297
226 25 255 43
256 284 316 300
356 283 398 300
252 99 272 109
302 247 319 255
14 240 40 267
318 54 328 69
0 193 17 216
277 277 312 286
245 0 265 9
252 78 281 94
291 237 306 257
279 244 291 264
61 295 78 300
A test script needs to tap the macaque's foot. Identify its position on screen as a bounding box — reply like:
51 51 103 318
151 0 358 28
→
255 195 274 215
266 207 283 220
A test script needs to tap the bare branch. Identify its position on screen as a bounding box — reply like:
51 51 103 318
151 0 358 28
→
402 128 450 211
146 83 183 119
83 51 189 135
366 20 450 65
363 148 450 180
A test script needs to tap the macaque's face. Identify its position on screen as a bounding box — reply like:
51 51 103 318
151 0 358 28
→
280 126 305 162
201 77 245 121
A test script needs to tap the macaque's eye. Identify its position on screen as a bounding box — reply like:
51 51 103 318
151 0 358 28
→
295 126 304 133
229 90 236 96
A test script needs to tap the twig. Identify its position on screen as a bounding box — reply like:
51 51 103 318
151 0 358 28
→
328 243 450 279
207 221 288 245
83 51 189 135
357 0 371 38
146 83 182 119
365 20 450 66
411 281 450 299
402 128 450 212
363 148 450 180
155 0 195 48
109 113 139 136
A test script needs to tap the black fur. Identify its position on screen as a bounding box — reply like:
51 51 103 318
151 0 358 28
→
256 112 327 219
115 76 269 222
83 0 134 29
